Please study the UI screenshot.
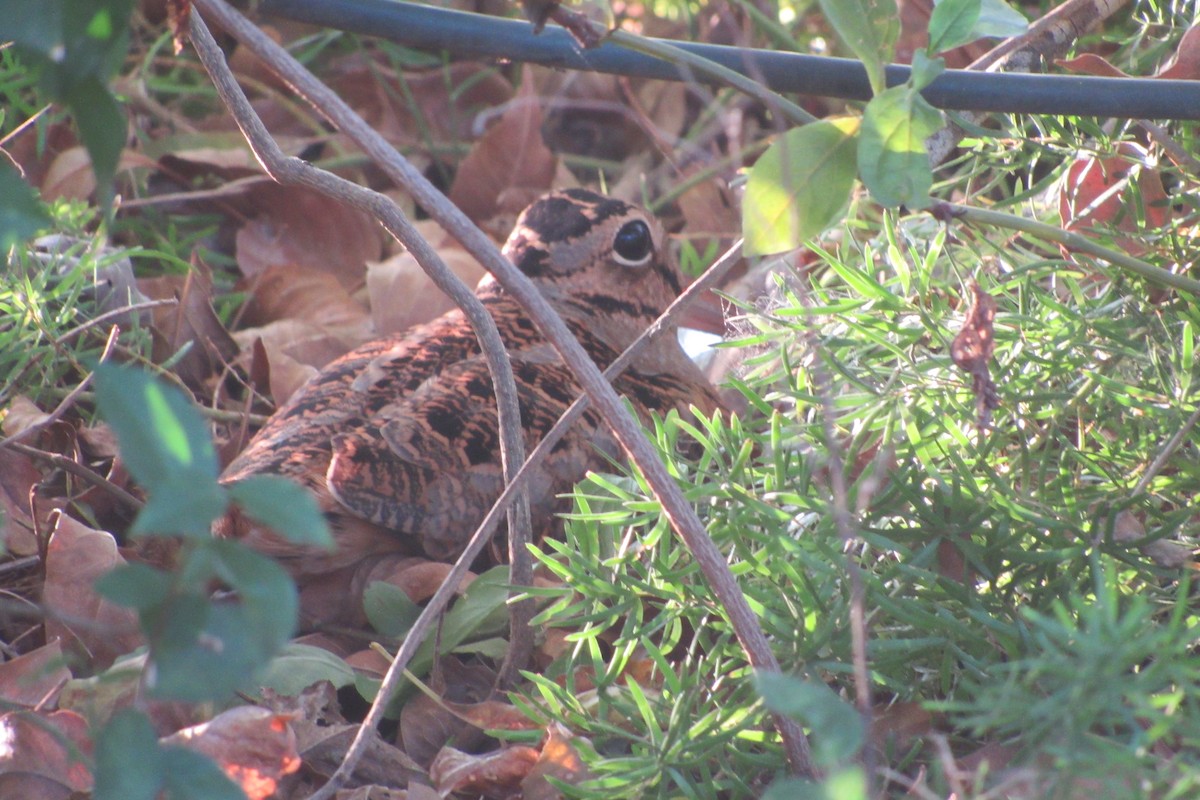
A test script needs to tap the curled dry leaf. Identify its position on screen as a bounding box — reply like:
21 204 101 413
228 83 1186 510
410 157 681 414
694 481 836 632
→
950 281 1000 430
430 744 541 798
0 709 93 796
0 639 72 708
163 706 301 800
42 511 142 669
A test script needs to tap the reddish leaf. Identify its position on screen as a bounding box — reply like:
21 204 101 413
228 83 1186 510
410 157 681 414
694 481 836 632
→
520 723 590 800
0 709 93 794
163 707 301 800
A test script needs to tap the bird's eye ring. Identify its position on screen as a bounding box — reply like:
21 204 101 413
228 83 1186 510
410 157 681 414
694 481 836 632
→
611 220 654 267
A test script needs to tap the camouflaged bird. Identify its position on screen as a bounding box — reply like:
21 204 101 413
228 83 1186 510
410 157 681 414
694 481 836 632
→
216 189 721 625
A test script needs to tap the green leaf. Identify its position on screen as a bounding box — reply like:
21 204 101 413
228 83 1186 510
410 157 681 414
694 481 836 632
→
743 118 859 256
62 76 126 207
928 0 981 55
909 50 946 92
756 672 865 769
858 85 944 208
208 540 298 656
93 709 164 800
260 643 356 695
413 565 511 673
364 580 423 639
94 364 228 538
160 747 245 800
227 475 334 548
975 0 1028 37
816 0 900 95
0 164 51 250
94 563 172 612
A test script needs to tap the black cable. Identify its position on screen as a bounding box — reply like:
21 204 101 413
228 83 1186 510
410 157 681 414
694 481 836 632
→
261 0 1200 121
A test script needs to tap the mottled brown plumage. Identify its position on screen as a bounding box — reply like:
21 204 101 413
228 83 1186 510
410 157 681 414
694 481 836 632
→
216 189 720 625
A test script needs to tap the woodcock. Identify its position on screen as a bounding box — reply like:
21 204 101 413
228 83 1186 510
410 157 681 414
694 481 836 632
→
216 189 721 626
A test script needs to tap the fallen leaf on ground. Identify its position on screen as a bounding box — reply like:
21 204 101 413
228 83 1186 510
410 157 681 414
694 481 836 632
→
0 639 72 708
0 708 93 795
42 511 142 669
163 706 301 800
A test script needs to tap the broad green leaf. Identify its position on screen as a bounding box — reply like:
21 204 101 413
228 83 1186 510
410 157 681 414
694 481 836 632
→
227 475 334 548
260 643 356 695
756 672 865 768
161 747 244 800
762 778 828 800
149 600 266 701
94 364 219 484
93 709 164 800
0 165 51 250
975 0 1028 37
928 0 981 55
209 540 298 656
364 580 423 639
743 118 859 256
858 86 944 208
94 364 227 538
131 480 229 539
63 77 126 206
910 50 947 92
817 0 900 95
94 563 172 612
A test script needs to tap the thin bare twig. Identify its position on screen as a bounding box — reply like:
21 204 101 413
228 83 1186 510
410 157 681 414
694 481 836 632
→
191 0 814 781
7 442 144 512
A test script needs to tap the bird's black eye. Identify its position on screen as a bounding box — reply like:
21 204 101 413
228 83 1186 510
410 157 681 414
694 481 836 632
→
611 220 654 266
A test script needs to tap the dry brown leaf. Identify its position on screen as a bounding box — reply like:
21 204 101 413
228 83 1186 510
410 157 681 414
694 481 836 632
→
163 707 301 800
0 445 49 557
1058 142 1171 258
326 59 512 151
366 220 488 336
950 281 1000 429
138 260 239 388
430 744 541 798
234 183 385 289
354 555 475 604
400 691 466 769
40 147 153 202
239 264 373 337
0 640 72 708
448 71 558 226
441 698 543 732
1157 24 1200 80
1055 52 1130 78
42 511 142 669
1112 510 1194 569
520 723 590 800
0 709 93 795
2 396 52 438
